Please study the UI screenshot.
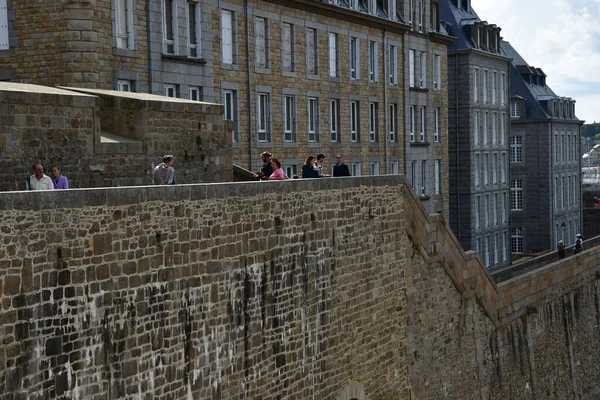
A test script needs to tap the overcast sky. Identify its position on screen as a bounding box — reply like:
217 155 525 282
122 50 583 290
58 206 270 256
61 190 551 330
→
472 0 599 124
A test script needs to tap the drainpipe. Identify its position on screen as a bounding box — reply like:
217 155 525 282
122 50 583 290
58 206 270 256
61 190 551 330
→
383 26 388 173
245 0 253 171
550 120 554 250
146 0 153 94
454 54 461 241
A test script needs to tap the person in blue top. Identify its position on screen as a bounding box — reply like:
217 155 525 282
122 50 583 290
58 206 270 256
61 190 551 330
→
301 156 320 178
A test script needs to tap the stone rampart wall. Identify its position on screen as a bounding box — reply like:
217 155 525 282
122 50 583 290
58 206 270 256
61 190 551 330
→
1 176 600 399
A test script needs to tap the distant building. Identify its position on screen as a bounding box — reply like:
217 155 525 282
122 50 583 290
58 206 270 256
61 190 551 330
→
442 0 511 268
501 41 583 254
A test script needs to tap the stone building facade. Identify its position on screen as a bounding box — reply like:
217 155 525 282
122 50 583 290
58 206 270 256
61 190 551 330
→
501 41 583 254
442 0 511 268
2 176 600 399
0 0 452 216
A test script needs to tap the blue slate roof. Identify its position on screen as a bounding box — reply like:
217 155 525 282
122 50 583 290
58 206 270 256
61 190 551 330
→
441 0 486 51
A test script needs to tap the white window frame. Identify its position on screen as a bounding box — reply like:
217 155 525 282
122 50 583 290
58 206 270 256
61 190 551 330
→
306 28 318 75
257 92 271 142
434 107 439 142
117 79 132 92
475 196 480 230
500 73 506 106
474 111 479 146
187 1 201 58
433 54 441 90
483 154 489 185
352 162 362 177
420 106 425 142
483 112 488 145
500 113 505 145
473 69 479 103
350 100 360 143
330 99 340 142
223 89 238 143
492 113 497 144
494 233 499 265
419 51 426 88
283 95 296 142
281 22 294 72
389 103 397 142
434 159 441 195
255 17 268 68
510 102 521 118
350 36 360 80
0 0 8 51
475 154 480 187
409 50 416 88
370 161 380 176
501 153 506 183
329 32 338 78
421 160 427 195
116 0 135 50
308 97 319 143
285 165 297 179
390 161 399 175
511 180 523 211
164 84 176 98
492 72 497 104
189 86 201 101
369 102 378 142
163 0 177 54
411 161 417 192
494 193 498 225
483 70 488 103
510 136 522 163
512 227 524 254
389 45 398 85
369 40 378 82
410 106 415 142
221 10 234 64
493 153 498 185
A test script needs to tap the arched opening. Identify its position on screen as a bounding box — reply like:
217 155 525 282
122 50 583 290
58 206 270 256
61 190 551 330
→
337 381 366 400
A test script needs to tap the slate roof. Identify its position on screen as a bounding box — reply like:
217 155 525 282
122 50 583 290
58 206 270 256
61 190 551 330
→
500 40 578 121
440 0 484 51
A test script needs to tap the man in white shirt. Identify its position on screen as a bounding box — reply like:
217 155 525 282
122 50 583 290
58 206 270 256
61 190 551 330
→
27 164 54 190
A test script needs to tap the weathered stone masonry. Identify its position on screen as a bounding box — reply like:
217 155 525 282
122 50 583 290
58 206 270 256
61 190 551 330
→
1 176 600 399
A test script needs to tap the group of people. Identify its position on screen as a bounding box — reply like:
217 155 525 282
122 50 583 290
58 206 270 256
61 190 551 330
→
556 233 584 259
256 152 352 181
26 164 69 190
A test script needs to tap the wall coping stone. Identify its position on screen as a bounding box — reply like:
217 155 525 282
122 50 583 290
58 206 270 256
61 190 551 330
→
0 176 404 211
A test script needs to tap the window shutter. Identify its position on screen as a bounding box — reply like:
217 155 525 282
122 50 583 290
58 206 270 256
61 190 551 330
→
255 18 265 67
222 11 233 64
329 33 336 77
0 0 10 50
307 29 315 74
282 23 291 71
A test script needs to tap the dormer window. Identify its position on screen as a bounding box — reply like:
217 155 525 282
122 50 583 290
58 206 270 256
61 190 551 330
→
430 3 439 32
473 26 480 48
511 102 521 119
408 0 414 24
485 29 490 50
457 0 462 9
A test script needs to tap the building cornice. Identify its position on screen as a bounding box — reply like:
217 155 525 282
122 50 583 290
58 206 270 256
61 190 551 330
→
511 119 584 126
429 32 456 45
448 48 511 62
261 0 411 34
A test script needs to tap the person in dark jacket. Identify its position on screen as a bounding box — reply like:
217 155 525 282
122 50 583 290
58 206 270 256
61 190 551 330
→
256 152 274 180
332 154 351 177
557 240 566 259
301 156 320 178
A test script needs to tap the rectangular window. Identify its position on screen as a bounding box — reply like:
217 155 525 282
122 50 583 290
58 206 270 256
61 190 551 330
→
330 99 340 142
492 72 497 104
511 180 523 210
419 51 426 88
473 69 479 103
308 97 319 142
568 176 571 208
510 136 523 163
492 113 497 144
281 23 294 72
409 50 416 88
494 193 498 225
163 0 176 54
411 160 417 191
502 193 507 223
283 95 296 142
483 70 488 103
389 103 398 142
512 227 524 254
433 54 441 90
421 160 427 195
500 73 506 105
494 233 499 265
389 45 398 84
493 153 498 185
350 100 360 142
408 0 413 23
352 162 362 176
164 84 176 97
483 154 489 185
501 153 506 183
561 176 565 208
434 159 441 195
223 89 239 143
431 3 438 31
117 80 132 92
350 37 359 80
369 102 378 142
420 106 425 142
434 108 440 142
285 165 297 179
554 177 559 210
221 10 233 64
500 113 505 145
369 41 378 82
189 86 201 101
475 154 480 187
187 1 201 58
503 232 508 262
306 28 317 75
370 161 380 176
485 236 490 267
510 102 521 118
483 112 488 145
390 161 399 175
257 92 271 142
418 0 424 31
255 17 268 68
0 0 8 50
485 194 490 227
410 106 415 142
329 32 338 77
474 111 479 145
116 0 134 49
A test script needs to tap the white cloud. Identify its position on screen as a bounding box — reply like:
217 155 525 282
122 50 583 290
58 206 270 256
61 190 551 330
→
471 0 600 121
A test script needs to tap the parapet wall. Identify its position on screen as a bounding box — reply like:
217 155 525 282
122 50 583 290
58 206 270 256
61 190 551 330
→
0 176 599 399
0 83 232 191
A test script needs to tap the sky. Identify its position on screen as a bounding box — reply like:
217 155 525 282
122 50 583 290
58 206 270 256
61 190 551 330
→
472 0 600 123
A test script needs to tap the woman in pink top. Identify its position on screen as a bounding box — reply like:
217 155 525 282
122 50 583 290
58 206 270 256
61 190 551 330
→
267 158 289 180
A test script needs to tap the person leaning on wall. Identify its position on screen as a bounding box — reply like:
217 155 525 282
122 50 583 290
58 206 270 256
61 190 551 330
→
153 155 176 185
27 164 54 190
